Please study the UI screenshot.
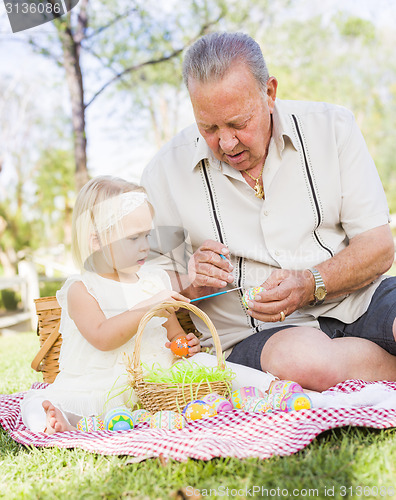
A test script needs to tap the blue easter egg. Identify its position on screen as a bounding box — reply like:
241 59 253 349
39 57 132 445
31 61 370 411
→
104 407 134 431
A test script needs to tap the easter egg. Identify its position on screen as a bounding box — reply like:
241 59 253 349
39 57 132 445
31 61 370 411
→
242 287 265 308
76 416 105 432
182 400 207 414
104 407 134 431
170 336 189 357
242 397 272 413
202 393 233 413
280 392 312 412
269 380 303 395
182 401 217 421
230 386 264 409
150 410 185 430
267 392 283 410
131 409 151 426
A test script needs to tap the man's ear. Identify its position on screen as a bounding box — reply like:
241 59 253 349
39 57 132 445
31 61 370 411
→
266 76 278 113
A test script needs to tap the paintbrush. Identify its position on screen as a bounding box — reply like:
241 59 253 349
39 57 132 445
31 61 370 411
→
190 286 243 303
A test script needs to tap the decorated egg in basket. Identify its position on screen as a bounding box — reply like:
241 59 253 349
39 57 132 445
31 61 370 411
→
230 386 264 409
150 410 185 430
104 407 134 431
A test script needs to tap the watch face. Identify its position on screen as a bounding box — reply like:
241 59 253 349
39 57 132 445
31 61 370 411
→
315 287 326 301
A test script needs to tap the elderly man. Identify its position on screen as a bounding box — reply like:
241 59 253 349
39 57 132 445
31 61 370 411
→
141 32 396 391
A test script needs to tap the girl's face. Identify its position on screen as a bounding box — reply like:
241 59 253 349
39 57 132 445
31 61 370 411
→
105 202 153 277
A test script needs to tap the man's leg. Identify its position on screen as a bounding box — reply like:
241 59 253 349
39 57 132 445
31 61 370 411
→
260 326 396 392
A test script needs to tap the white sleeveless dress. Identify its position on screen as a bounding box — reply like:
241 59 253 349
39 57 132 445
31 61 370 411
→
21 267 175 428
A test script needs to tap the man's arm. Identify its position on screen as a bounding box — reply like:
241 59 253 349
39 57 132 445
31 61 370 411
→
246 224 395 322
316 224 394 298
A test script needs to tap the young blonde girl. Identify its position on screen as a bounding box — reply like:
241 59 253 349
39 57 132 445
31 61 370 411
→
21 176 200 434
22 176 284 434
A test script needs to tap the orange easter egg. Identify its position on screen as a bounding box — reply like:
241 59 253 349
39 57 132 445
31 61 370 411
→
170 336 189 357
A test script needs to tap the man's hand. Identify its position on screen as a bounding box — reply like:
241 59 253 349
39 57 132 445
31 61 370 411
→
187 240 234 296
246 269 314 322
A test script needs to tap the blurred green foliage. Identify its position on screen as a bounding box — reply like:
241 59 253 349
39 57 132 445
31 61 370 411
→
0 290 21 311
39 280 65 298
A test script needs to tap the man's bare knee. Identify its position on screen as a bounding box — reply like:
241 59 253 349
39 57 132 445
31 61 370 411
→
260 328 341 391
262 349 340 391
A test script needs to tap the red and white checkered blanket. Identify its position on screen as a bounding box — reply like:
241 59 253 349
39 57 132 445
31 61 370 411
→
1 381 396 462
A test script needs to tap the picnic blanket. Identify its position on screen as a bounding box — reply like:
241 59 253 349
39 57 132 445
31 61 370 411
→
1 380 396 462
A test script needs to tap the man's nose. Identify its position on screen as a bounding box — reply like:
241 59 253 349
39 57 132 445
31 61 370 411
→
219 131 238 152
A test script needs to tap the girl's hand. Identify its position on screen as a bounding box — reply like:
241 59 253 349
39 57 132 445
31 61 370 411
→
137 290 190 318
185 332 201 356
165 332 201 357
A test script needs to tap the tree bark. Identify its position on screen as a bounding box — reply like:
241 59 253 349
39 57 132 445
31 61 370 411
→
55 3 89 192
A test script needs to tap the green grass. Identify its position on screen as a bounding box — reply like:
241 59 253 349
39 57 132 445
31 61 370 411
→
1 333 396 500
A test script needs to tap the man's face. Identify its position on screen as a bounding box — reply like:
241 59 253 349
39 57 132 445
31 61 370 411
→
188 62 277 173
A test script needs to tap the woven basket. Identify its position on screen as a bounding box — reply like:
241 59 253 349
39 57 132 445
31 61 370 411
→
31 296 62 384
31 296 201 385
126 300 232 413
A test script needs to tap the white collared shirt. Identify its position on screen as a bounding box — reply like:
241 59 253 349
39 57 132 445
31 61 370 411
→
141 99 391 351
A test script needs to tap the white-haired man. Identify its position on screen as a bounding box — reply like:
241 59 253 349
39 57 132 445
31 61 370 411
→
142 32 396 391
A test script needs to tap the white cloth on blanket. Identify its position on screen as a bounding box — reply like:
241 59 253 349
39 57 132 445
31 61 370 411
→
309 383 396 409
190 352 276 392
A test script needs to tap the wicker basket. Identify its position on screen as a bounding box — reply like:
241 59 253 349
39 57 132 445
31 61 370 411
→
31 296 201 385
126 300 232 413
31 296 62 384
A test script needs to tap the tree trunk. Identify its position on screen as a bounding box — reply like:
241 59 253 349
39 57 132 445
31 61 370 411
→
56 15 89 192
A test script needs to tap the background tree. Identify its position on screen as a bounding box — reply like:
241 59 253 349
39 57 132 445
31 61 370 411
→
28 0 226 190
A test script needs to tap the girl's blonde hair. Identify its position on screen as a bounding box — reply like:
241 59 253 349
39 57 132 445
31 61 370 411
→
71 175 150 271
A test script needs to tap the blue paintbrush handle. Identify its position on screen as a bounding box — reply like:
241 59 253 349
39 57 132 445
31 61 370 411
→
190 287 242 303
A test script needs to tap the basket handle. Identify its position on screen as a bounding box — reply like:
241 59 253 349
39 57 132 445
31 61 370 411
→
31 322 61 372
132 300 225 376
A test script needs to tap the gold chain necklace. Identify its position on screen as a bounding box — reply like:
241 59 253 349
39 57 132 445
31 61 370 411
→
242 136 271 199
243 162 265 199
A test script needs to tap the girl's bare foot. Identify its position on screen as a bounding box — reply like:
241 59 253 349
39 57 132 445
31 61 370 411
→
42 400 76 434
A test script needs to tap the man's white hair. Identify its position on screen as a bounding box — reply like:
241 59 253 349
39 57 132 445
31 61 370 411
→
182 32 269 92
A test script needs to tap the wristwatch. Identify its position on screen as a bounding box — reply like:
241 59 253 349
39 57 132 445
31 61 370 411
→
307 267 327 305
